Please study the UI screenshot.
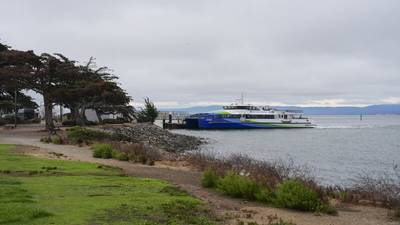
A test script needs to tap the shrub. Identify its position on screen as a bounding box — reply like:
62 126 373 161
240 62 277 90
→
201 169 220 188
273 180 324 212
102 118 128 124
91 143 114 159
62 120 76 126
393 207 400 220
348 166 400 208
217 172 262 200
113 152 129 161
255 189 274 203
111 142 161 165
50 135 62 144
0 119 6 126
66 126 111 144
40 137 51 143
85 121 98 126
186 152 315 190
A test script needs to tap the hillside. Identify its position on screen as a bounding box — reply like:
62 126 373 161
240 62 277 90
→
160 104 400 115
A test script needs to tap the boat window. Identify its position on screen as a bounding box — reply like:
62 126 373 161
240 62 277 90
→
223 106 259 110
216 114 241 119
245 114 275 119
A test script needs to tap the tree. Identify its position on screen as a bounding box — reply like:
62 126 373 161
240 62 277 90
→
0 43 9 52
0 90 37 114
1 42 133 129
0 48 79 131
137 98 158 124
0 44 38 124
54 58 132 125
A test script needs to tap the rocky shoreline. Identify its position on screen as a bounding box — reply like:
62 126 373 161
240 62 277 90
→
111 123 204 152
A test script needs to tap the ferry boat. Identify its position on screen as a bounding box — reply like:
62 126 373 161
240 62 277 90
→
185 104 315 129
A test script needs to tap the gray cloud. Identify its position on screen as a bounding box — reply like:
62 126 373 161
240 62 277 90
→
1 0 400 107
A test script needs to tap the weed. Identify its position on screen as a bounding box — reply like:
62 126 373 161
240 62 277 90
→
40 137 51 143
111 142 161 165
50 135 62 144
394 207 400 220
161 200 217 224
255 189 274 203
114 151 129 161
273 180 334 214
217 172 262 200
201 169 220 188
66 126 112 144
91 143 114 159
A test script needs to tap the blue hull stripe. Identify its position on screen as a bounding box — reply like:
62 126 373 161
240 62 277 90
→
186 118 312 129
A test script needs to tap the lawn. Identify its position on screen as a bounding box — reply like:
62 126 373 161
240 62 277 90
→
0 145 217 225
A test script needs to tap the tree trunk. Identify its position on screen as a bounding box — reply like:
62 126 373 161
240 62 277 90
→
71 106 84 126
80 104 87 125
95 110 103 124
43 94 54 132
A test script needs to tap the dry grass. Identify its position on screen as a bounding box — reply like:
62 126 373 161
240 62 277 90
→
110 142 162 165
185 151 316 190
185 151 400 212
344 166 400 208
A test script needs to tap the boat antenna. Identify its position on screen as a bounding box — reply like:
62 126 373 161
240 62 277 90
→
241 92 244 104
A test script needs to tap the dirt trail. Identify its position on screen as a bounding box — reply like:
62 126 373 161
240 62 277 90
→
0 125 397 225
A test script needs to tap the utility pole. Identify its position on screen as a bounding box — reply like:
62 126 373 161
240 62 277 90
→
14 89 17 128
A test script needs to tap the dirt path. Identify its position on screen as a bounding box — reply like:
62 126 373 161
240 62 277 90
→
0 125 398 225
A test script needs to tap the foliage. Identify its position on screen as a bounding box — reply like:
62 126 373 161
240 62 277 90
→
0 144 218 225
393 207 400 220
0 89 38 113
50 135 62 144
200 165 336 215
255 189 274 203
0 119 7 126
102 118 128 124
91 143 114 159
111 142 161 165
273 180 335 214
61 119 76 126
348 166 400 208
137 97 158 124
66 126 112 144
217 172 262 200
201 169 220 188
187 152 315 190
112 151 129 161
0 43 132 130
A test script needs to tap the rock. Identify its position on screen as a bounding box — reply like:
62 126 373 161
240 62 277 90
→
110 123 204 152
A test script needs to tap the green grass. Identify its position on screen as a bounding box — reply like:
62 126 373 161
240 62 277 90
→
0 144 217 225
0 144 119 176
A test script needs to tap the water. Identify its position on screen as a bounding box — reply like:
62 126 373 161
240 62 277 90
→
171 115 400 185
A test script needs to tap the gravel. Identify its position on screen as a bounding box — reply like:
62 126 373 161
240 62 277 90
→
111 123 204 152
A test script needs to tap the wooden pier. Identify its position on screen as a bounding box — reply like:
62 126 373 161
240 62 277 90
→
158 111 188 129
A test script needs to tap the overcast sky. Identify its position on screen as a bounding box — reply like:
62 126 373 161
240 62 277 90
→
1 0 400 107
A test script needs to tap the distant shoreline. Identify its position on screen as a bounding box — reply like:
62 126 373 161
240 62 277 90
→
160 104 400 115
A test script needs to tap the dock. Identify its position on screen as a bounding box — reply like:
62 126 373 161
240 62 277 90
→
158 111 188 129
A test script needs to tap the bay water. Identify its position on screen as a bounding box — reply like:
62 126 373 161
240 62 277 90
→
172 115 400 185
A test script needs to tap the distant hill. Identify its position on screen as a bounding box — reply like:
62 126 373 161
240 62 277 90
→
160 104 400 115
